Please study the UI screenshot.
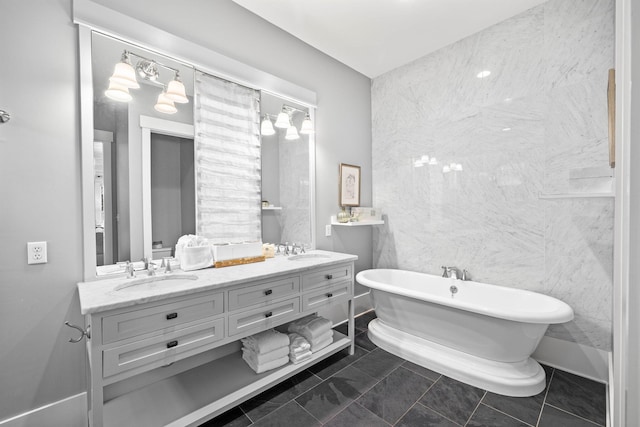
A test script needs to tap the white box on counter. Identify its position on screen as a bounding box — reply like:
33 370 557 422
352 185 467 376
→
212 241 263 262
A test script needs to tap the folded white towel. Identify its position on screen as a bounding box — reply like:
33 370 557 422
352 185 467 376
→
290 350 313 364
241 329 290 354
310 332 333 352
242 346 289 365
288 315 332 341
242 352 289 374
310 330 333 345
288 333 311 355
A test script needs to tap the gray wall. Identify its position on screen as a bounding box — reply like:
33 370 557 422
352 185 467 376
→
371 0 614 350
150 134 194 254
0 0 371 421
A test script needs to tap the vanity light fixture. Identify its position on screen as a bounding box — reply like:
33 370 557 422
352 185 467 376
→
265 105 314 138
476 70 491 79
105 50 189 114
108 51 140 89
285 125 300 140
105 80 133 102
274 106 291 128
299 112 314 134
154 91 178 114
261 115 275 136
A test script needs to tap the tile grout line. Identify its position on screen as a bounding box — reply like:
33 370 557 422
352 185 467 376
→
390 376 439 426
322 400 392 427
535 367 555 427
544 403 605 427
418 401 465 427
463 391 487 427
478 402 536 427
415 376 466 427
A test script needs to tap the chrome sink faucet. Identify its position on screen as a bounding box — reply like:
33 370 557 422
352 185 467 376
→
441 266 468 280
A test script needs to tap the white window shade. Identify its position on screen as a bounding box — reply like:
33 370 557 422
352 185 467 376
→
194 72 261 244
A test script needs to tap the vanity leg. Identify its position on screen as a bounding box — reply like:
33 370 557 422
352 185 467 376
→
348 298 355 355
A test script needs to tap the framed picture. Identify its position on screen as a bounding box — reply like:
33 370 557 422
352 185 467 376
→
339 163 361 207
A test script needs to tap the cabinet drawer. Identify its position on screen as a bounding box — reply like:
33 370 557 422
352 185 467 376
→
302 263 352 290
103 317 224 377
228 298 300 337
102 293 224 344
302 281 353 312
228 276 300 311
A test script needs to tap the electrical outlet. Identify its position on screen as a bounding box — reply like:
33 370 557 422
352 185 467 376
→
27 241 48 265
325 225 332 237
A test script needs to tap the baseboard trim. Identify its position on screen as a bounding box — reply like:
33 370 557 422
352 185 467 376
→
0 392 87 427
532 336 609 383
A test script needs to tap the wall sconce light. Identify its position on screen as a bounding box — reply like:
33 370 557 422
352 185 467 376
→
105 50 189 115
285 125 300 140
261 115 275 136
300 112 314 135
274 106 291 129
264 105 314 138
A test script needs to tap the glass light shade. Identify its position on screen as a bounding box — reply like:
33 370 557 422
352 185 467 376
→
165 79 189 104
299 113 314 134
109 61 139 89
261 116 275 136
105 81 132 102
442 165 451 173
154 92 177 114
454 163 463 171
274 110 290 128
428 157 438 165
285 125 299 140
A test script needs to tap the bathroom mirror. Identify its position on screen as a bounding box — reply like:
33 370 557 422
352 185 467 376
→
80 22 316 278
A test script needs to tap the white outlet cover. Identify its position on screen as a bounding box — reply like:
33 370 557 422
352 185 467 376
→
27 241 48 264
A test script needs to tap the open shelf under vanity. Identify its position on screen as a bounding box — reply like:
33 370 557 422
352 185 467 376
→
101 331 350 427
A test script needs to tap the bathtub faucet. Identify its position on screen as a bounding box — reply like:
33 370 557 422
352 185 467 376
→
441 266 465 280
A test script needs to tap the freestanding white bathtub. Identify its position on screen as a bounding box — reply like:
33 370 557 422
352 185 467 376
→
356 269 574 397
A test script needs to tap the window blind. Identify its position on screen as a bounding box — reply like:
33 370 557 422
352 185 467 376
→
194 72 261 244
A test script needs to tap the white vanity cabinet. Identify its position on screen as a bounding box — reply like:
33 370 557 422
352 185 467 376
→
78 252 356 427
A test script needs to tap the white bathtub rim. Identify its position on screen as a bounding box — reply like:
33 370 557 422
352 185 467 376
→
356 269 573 324
368 319 546 397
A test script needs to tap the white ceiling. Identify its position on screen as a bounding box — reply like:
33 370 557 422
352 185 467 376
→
231 0 548 78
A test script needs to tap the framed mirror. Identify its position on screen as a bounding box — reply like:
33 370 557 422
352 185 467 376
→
76 3 317 279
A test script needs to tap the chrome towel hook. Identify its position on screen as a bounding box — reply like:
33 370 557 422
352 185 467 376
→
0 110 9 124
64 321 91 343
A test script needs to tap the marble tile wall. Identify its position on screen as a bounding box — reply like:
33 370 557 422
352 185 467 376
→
371 0 614 350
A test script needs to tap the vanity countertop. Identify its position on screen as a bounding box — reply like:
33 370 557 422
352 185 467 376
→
77 250 358 315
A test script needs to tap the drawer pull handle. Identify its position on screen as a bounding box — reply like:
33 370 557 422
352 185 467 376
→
327 293 333 298
166 340 178 349
265 311 273 318
166 312 178 320
325 274 333 280
264 289 273 296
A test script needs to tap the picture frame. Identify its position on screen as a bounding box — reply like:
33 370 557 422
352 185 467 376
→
339 163 361 207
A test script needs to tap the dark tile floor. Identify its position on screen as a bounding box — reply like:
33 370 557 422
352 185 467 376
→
201 311 606 427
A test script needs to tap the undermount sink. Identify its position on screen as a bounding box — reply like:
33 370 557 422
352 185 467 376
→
288 254 331 261
114 274 198 291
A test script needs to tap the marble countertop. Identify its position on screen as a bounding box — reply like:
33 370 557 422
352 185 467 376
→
78 250 358 315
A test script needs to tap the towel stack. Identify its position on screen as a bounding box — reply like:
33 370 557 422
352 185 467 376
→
241 329 290 374
287 315 333 353
288 333 312 364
